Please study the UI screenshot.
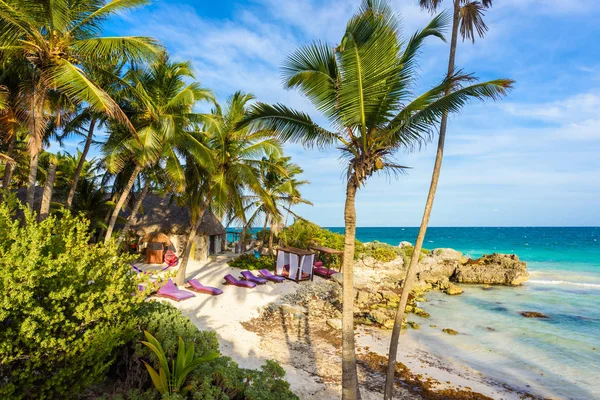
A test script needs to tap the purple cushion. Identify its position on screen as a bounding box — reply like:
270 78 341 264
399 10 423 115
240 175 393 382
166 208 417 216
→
158 279 195 301
189 279 223 295
241 270 268 284
313 261 324 267
258 269 285 282
224 274 256 288
314 266 337 278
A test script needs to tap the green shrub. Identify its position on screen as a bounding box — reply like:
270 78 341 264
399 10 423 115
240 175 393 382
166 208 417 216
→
0 201 143 399
371 246 398 263
278 219 364 265
228 254 275 271
192 358 298 400
398 245 430 265
135 301 219 361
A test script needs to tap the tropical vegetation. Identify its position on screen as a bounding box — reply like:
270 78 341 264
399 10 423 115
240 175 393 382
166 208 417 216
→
0 0 511 398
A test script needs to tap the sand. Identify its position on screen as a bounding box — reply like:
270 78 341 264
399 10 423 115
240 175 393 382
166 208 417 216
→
140 253 531 399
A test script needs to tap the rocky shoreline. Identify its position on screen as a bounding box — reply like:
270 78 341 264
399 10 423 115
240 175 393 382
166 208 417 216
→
243 244 537 399
327 243 530 330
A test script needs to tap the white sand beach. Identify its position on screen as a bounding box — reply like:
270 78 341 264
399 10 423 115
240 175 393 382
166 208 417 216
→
137 254 537 400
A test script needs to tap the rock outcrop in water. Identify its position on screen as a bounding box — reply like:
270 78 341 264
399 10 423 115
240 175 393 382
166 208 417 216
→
454 253 529 286
412 248 529 289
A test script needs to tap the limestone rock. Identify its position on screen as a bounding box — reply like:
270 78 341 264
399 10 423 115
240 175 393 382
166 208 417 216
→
413 307 430 318
520 311 549 318
442 328 459 335
398 241 412 248
356 290 370 307
407 321 420 329
453 253 529 286
280 304 307 318
433 248 464 262
380 290 400 305
327 318 342 330
444 283 463 295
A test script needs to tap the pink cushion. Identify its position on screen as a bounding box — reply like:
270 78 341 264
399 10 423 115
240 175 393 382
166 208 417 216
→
188 279 223 295
158 279 195 301
313 261 324 267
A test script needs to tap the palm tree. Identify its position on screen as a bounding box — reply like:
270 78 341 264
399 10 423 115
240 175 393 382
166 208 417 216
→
103 57 214 243
247 155 311 255
62 63 128 209
383 1 497 397
0 0 160 209
240 1 512 397
174 91 282 286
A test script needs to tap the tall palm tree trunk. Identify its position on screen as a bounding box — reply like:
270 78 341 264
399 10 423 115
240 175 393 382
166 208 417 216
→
268 220 275 256
175 206 207 286
116 178 150 246
66 118 96 209
3 134 15 187
383 3 461 398
26 152 39 210
26 82 45 211
341 178 360 400
259 214 268 252
38 161 56 221
104 164 143 244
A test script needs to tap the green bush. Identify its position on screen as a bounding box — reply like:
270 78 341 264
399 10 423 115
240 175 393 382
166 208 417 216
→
398 245 430 265
135 302 219 361
278 219 364 265
192 358 298 400
0 201 143 399
228 254 275 271
371 246 398 262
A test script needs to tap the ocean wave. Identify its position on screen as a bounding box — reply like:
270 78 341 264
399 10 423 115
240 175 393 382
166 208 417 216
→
529 280 600 289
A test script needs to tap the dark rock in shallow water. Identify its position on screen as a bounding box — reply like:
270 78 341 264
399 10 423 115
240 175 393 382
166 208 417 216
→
442 328 459 335
520 311 549 318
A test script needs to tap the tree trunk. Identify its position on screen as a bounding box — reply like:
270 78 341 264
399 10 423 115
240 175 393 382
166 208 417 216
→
3 134 16 187
383 2 461 398
66 118 96 209
259 214 268 252
341 178 361 400
268 220 274 256
38 162 56 221
26 152 39 210
116 178 150 247
104 164 143 244
175 206 207 286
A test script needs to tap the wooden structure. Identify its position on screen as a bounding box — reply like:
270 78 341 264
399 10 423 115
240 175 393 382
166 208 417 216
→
125 194 227 264
275 246 316 282
310 245 344 270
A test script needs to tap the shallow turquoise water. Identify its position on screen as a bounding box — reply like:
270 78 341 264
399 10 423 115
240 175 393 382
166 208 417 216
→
326 227 600 399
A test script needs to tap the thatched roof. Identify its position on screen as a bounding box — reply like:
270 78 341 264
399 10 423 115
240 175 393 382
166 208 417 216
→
129 194 226 237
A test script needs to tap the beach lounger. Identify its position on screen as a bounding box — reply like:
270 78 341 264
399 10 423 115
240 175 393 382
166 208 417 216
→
241 270 268 285
224 274 257 288
314 261 324 267
258 269 285 283
314 265 338 279
157 279 195 301
188 279 223 295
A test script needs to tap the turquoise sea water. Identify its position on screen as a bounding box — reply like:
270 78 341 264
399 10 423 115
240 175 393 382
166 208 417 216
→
327 227 600 399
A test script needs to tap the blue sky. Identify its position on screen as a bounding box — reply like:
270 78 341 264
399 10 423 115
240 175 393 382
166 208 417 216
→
94 0 600 227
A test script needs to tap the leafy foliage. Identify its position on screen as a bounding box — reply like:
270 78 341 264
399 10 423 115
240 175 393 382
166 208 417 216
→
278 219 364 266
141 331 219 396
0 200 143 399
371 246 399 263
228 254 275 271
191 358 298 400
134 302 219 363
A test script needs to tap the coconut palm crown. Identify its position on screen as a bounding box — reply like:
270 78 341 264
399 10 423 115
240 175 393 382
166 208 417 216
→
242 0 512 190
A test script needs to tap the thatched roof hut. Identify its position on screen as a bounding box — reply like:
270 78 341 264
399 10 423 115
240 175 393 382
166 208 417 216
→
128 194 225 237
